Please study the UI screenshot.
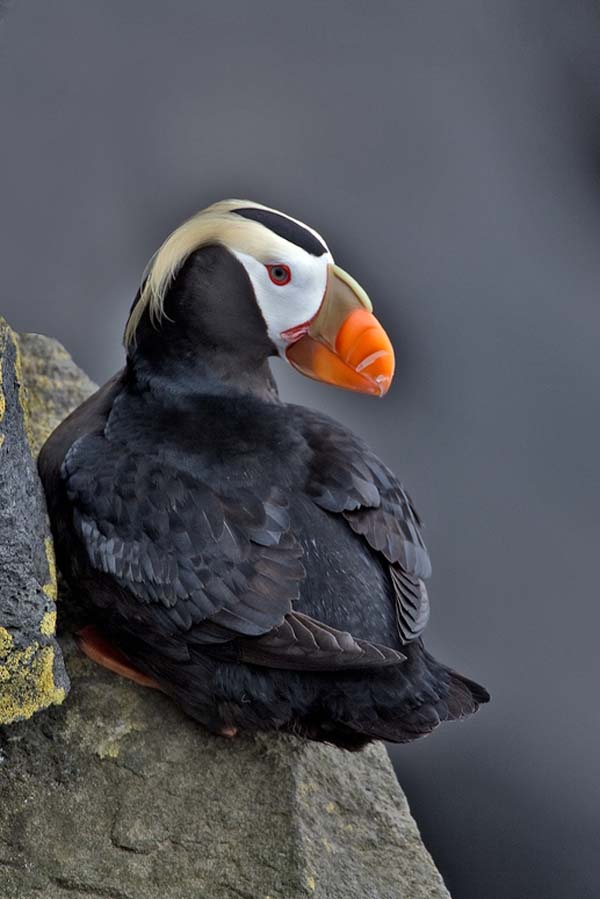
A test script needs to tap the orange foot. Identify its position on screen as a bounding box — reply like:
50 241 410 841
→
76 624 160 690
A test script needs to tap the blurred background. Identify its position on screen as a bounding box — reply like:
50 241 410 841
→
1 2 599 896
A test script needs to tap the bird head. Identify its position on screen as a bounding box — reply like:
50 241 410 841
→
125 200 394 397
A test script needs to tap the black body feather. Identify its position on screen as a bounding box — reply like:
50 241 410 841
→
39 245 488 747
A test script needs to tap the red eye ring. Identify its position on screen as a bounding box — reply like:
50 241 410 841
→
266 264 292 286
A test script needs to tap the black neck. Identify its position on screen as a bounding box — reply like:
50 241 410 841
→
126 343 280 404
124 244 280 404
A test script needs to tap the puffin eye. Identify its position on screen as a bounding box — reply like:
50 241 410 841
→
266 264 292 286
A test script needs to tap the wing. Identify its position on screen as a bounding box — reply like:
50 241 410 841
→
294 406 431 643
62 433 403 670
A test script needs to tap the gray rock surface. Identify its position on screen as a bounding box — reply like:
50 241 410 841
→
16 330 97 457
0 319 78 724
0 326 450 898
0 631 450 899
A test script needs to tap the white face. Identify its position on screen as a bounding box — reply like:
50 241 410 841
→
231 246 332 354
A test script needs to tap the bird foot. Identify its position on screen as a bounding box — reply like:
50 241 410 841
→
76 624 161 690
219 726 238 738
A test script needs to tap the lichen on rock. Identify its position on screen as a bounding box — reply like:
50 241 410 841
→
0 629 65 722
16 329 97 457
0 318 94 724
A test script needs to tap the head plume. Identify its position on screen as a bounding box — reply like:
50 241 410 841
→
124 199 327 345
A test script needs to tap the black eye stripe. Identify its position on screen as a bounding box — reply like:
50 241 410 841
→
233 207 327 257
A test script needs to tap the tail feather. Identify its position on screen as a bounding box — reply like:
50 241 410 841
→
337 659 490 746
444 670 490 719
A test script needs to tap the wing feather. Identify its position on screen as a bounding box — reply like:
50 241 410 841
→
295 405 431 643
63 430 404 671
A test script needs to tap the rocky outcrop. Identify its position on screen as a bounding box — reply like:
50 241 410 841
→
0 628 450 899
16 330 97 458
0 319 95 724
0 323 450 898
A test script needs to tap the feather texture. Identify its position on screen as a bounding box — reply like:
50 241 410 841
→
295 406 431 641
61 428 408 670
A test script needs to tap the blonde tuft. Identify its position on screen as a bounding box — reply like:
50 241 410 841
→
125 199 279 345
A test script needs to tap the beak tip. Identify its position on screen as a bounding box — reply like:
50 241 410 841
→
376 376 391 396
370 373 392 397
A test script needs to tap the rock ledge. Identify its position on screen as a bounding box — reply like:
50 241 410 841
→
0 324 450 898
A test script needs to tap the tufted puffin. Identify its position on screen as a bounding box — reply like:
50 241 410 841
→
39 199 488 749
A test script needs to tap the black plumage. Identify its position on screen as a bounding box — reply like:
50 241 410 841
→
39 228 488 749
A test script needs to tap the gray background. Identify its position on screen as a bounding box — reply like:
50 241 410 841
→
1 2 599 897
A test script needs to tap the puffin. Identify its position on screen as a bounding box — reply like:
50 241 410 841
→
39 199 488 749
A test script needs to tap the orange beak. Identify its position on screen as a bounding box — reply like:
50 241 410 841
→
284 264 395 396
